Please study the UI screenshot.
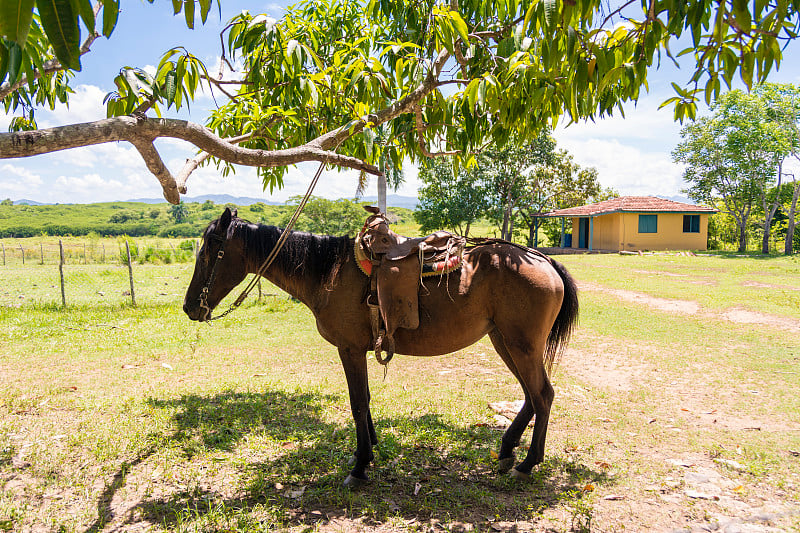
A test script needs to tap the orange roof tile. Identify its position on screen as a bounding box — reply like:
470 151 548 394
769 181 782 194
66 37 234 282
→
540 196 717 217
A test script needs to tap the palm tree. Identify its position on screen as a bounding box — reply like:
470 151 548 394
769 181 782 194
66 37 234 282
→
170 201 189 223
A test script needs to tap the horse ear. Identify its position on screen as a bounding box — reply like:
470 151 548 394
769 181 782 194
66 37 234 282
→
364 205 380 215
232 208 238 218
219 207 233 229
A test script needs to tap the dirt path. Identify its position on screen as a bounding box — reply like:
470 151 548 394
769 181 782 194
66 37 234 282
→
579 281 800 333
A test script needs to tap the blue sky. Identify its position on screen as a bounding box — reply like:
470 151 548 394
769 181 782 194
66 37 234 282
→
1 1 799 204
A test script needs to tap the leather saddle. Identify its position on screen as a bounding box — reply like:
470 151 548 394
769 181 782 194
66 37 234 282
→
356 206 465 363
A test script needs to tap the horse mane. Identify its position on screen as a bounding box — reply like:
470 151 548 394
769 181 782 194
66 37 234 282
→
232 219 352 288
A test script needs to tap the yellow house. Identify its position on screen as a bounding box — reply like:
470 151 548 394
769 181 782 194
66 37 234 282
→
541 196 717 252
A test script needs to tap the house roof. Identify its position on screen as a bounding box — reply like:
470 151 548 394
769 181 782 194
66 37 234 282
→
540 196 717 217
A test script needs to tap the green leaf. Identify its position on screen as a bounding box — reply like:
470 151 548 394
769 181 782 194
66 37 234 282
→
731 0 752 33
69 0 95 35
449 11 469 43
164 69 178 107
740 51 754 88
363 126 374 158
21 51 34 90
172 0 181 15
102 0 119 38
0 0 35 46
184 0 195 29
0 44 9 84
37 0 81 70
199 0 212 23
544 0 558 32
8 42 24 85
566 26 576 56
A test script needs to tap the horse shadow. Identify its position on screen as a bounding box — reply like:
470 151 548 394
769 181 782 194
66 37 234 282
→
85 388 613 531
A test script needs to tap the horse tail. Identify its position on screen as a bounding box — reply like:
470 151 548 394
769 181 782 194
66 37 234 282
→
544 259 579 374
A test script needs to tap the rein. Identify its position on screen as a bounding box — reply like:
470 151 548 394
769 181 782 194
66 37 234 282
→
198 160 327 322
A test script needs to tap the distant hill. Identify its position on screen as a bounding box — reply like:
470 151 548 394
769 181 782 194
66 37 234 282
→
127 193 420 209
9 193 419 209
357 194 419 209
125 194 282 206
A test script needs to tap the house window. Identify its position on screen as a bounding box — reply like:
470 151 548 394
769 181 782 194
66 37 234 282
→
683 214 700 233
638 214 657 233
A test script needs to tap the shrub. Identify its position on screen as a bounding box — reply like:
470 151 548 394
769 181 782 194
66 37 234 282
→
157 223 202 238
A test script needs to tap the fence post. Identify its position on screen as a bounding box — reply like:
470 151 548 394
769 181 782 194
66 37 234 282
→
40 242 44 265
83 243 87 264
2 242 5 266
125 240 136 307
19 244 24 265
59 240 66 307
102 244 106 263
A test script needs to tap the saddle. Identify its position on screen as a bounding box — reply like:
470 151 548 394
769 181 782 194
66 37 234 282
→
356 206 466 364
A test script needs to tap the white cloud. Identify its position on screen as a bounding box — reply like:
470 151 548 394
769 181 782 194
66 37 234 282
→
0 164 43 199
557 137 685 197
555 96 687 197
37 85 108 128
51 171 163 203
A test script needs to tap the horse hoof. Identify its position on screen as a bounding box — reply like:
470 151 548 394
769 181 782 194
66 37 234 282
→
510 467 531 481
497 457 515 473
342 474 368 489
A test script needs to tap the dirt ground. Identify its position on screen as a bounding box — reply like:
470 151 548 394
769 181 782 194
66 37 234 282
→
2 274 799 532
548 281 800 532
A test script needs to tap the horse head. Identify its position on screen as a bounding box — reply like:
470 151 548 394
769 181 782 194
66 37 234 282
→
183 207 250 321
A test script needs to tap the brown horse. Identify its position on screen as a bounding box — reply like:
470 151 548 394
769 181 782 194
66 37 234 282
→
183 208 579 487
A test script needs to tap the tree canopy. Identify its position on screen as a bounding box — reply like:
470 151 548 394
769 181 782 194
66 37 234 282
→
673 82 800 252
2 0 800 203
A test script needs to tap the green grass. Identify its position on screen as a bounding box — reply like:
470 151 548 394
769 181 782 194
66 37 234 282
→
1 254 798 531
558 252 800 319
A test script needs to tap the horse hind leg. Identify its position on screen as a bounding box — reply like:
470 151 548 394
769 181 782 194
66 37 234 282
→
490 329 554 478
488 330 534 473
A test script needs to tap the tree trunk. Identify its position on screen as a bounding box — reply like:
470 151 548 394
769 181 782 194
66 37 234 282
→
761 161 783 254
464 221 471 238
761 217 773 254
738 222 747 253
786 179 800 255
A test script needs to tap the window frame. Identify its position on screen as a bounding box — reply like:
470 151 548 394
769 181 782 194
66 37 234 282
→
683 214 700 233
638 214 658 233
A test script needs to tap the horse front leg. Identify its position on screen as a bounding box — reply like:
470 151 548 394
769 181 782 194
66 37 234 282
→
338 347 374 487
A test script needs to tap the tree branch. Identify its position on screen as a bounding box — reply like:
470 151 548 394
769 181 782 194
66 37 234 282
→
0 116 381 204
175 131 260 192
130 138 181 203
313 48 452 151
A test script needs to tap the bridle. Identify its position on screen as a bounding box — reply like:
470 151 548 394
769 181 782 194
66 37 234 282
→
197 232 227 321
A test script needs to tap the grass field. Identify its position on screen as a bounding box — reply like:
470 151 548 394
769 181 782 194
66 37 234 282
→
1 251 798 532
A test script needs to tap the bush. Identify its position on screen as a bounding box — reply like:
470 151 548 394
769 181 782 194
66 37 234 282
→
139 245 173 264
117 238 138 264
157 223 202 238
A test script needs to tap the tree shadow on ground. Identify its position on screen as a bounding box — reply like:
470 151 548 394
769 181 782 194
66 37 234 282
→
87 389 612 532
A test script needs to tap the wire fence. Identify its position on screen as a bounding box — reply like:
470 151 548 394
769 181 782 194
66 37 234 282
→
0 238 203 308
0 238 200 266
